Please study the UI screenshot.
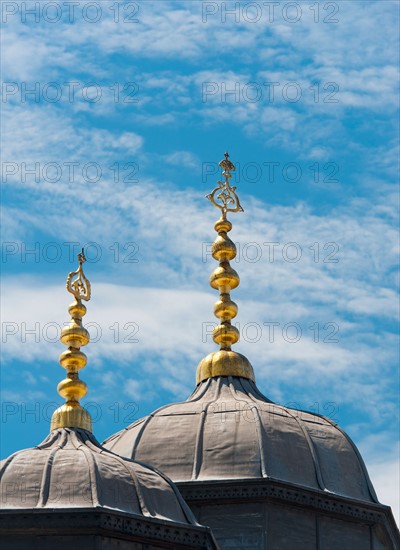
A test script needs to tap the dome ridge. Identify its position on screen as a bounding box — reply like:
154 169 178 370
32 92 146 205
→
103 376 380 503
0 426 198 524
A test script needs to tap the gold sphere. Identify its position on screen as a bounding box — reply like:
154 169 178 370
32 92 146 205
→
214 218 232 233
214 297 238 320
210 263 239 290
212 235 237 261
213 324 240 346
60 323 90 348
68 300 87 318
59 348 87 371
57 377 88 400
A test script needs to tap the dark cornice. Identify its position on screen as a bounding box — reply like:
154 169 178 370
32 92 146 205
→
0 508 218 549
177 477 400 547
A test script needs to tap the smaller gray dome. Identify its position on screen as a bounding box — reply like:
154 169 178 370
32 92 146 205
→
0 427 195 524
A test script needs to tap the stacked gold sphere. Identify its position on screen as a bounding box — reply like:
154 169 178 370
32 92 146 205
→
51 298 92 432
196 216 255 384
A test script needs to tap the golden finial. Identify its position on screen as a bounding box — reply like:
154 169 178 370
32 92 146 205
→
50 249 92 432
197 153 254 384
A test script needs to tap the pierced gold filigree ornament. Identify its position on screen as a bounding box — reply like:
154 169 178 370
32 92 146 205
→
206 152 244 219
66 248 91 301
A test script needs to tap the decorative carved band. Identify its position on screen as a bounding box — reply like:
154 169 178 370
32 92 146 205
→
177 478 393 526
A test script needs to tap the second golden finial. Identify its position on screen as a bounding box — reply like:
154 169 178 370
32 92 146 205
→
51 249 93 432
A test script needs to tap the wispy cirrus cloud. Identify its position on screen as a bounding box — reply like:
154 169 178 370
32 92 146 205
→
1 0 398 527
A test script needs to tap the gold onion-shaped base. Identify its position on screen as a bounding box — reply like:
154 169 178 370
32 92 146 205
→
196 350 255 384
51 401 92 432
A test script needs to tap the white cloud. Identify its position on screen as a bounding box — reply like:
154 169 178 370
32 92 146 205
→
368 458 400 526
163 150 199 169
357 432 400 527
2 105 143 164
1 0 398 524
1 274 397 407
2 1 398 171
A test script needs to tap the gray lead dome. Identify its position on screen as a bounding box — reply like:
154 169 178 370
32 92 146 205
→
104 376 378 503
0 427 196 524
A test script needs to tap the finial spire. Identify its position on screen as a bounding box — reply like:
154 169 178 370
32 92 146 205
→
50 249 92 432
197 153 254 384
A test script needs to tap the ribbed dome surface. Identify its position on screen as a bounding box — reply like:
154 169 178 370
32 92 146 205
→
104 377 378 503
0 427 196 524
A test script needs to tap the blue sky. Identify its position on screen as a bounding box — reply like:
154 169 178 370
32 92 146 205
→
1 0 399 523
